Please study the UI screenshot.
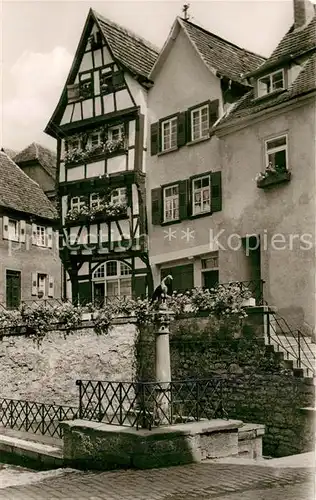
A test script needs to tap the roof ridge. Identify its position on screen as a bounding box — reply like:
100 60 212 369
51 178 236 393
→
180 17 266 60
93 10 160 54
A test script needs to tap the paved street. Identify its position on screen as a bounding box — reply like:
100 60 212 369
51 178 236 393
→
0 462 314 500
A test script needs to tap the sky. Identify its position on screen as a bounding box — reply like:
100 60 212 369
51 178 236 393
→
1 0 296 153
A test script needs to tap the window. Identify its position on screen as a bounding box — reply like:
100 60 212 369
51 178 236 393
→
37 273 47 298
90 193 102 208
191 105 209 141
79 72 93 99
108 125 124 142
92 260 132 304
8 220 19 242
67 137 80 151
161 117 177 151
258 69 284 97
70 196 86 211
201 253 219 290
192 175 211 215
36 226 46 247
111 187 127 205
90 132 101 148
163 185 179 222
161 264 194 293
265 135 287 172
100 67 113 95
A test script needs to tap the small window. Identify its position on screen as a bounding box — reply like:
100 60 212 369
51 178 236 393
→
67 137 80 151
70 196 86 211
258 69 284 97
79 73 93 99
191 105 209 141
161 117 177 152
120 262 132 275
8 219 19 242
106 261 118 277
265 135 287 172
111 187 127 205
163 185 179 222
37 273 48 298
108 125 124 142
36 226 46 247
192 175 211 215
100 67 113 95
90 193 102 208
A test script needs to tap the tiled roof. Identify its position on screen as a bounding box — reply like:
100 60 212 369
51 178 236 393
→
0 152 57 220
218 51 316 126
13 142 57 179
94 11 160 78
179 18 266 85
248 15 316 76
1 148 19 159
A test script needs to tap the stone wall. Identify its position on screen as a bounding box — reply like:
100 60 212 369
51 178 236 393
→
136 316 315 457
0 320 137 406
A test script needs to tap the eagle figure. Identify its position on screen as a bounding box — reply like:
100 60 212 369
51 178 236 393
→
150 275 173 304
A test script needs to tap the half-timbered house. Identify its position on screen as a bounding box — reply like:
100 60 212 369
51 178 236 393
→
45 9 159 304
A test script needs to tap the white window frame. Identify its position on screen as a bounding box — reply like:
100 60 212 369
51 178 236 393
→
111 187 127 205
192 175 211 215
92 260 132 299
161 117 177 152
8 219 20 242
89 131 101 148
265 134 288 171
163 185 179 222
108 124 124 142
257 69 285 97
191 105 209 141
37 273 48 298
36 226 46 247
90 193 102 208
70 196 86 211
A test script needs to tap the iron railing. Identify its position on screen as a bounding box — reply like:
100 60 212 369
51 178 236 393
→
76 378 227 430
265 308 315 376
0 398 78 438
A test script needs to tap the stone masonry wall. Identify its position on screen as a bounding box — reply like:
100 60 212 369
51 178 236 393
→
0 321 137 406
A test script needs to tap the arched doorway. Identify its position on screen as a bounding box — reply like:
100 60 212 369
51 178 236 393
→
92 260 132 305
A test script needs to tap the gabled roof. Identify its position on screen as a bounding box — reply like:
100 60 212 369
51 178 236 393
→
45 9 159 137
0 152 57 220
217 51 316 128
1 148 19 159
94 11 159 79
13 142 57 179
247 15 316 77
150 17 266 85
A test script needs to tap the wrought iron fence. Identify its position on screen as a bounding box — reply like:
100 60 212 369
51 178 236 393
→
265 308 315 376
76 378 227 430
0 398 78 438
218 279 265 305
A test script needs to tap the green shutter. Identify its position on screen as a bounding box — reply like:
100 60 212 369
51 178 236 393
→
78 281 92 306
209 99 219 127
133 275 147 299
179 180 189 220
211 171 222 212
177 112 187 147
150 122 159 156
151 187 162 225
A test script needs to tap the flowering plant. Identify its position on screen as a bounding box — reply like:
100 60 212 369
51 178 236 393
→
64 135 125 164
65 201 127 224
255 162 286 183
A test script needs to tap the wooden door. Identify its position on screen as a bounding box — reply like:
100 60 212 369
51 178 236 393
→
6 270 21 309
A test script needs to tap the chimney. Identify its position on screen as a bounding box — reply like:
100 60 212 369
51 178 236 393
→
293 0 315 29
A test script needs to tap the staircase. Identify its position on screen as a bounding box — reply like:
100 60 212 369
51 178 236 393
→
263 307 316 377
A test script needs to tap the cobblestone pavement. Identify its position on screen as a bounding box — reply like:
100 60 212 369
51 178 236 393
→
0 463 314 500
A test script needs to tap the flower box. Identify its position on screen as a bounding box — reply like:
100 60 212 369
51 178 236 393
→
257 171 291 189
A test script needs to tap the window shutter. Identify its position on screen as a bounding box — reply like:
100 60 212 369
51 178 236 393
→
31 273 38 296
151 188 162 225
150 122 159 156
209 99 219 128
3 216 9 240
67 84 80 101
211 171 222 212
20 220 26 243
32 224 37 245
177 112 187 147
48 276 54 298
133 275 147 300
179 180 189 220
186 110 192 142
47 227 53 248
